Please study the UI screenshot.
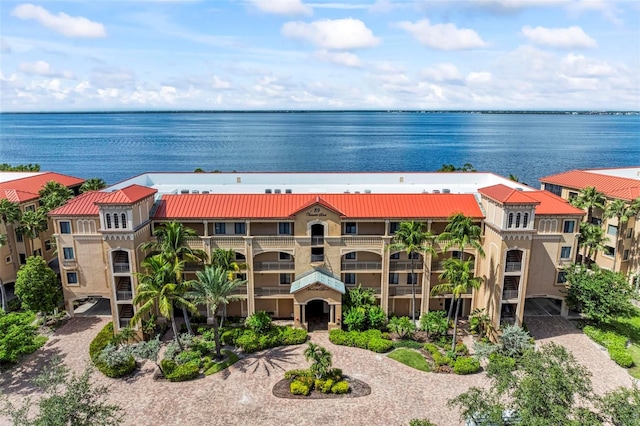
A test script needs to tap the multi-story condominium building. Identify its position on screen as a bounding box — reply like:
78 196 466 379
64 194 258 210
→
540 167 640 287
49 172 584 333
0 172 85 294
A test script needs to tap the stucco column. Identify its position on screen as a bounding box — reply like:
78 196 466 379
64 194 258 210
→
421 250 432 316
245 237 255 315
203 220 208 237
381 237 392 314
301 303 306 326
330 304 335 323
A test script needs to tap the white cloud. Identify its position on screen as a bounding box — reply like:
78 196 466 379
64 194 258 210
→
395 19 488 50
1 38 11 53
566 0 623 26
307 3 368 10
249 0 312 16
421 63 463 82
18 61 74 79
11 4 106 38
282 18 380 50
522 25 597 49
314 50 362 67
466 71 492 84
211 75 232 89
562 54 613 77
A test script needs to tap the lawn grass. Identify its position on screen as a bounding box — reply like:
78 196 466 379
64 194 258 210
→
387 348 431 372
627 345 640 379
203 350 239 376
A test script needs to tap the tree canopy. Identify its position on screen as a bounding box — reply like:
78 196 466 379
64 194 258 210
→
79 178 107 193
15 256 62 317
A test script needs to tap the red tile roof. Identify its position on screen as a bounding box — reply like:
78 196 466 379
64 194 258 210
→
479 185 540 205
525 190 585 216
0 172 84 203
49 191 111 217
540 170 640 201
95 185 157 205
152 193 484 220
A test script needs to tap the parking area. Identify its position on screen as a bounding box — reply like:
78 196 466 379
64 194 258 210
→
524 297 562 316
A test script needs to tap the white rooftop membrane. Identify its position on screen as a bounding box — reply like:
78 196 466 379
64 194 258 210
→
584 168 640 180
0 172 45 184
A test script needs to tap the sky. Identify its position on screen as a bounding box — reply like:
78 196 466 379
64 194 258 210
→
0 0 639 111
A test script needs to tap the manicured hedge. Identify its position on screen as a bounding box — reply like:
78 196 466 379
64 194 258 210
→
166 363 200 382
235 326 307 353
609 348 634 368
331 380 350 394
329 329 393 353
290 380 311 396
453 356 480 375
89 322 114 360
89 322 136 378
203 350 239 375
583 325 634 368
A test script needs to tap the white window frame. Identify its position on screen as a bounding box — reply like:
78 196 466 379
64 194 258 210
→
60 221 72 234
560 246 572 260
344 222 357 235
344 273 356 285
563 220 575 233
278 222 292 235
66 272 79 286
63 247 75 260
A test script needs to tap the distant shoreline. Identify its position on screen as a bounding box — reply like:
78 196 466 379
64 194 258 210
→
1 110 639 115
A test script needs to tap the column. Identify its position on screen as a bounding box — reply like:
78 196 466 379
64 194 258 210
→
421 250 432 316
301 303 306 325
330 304 335 324
381 237 392 314
245 237 255 315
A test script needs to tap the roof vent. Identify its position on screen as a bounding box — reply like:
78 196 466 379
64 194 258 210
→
355 191 360 194
202 190 209 194
265 189 272 194
364 189 371 194
442 188 451 194
191 190 199 194
236 177 241 184
274 189 281 194
180 190 189 194
285 189 292 194
516 187 523 191
433 189 440 194
344 190 350 194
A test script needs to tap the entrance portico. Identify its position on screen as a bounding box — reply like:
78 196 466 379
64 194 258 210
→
291 269 345 331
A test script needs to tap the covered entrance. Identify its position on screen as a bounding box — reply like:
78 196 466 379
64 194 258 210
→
306 299 329 331
290 268 345 331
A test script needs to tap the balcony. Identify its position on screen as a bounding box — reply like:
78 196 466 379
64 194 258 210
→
113 262 130 273
255 287 291 296
390 287 422 296
311 236 324 245
116 290 133 301
254 261 295 272
230 285 248 296
339 236 383 247
62 259 77 269
502 289 519 300
210 236 244 249
253 236 295 249
311 254 324 262
389 261 423 272
184 237 204 250
119 318 134 329
341 261 382 271
505 262 522 273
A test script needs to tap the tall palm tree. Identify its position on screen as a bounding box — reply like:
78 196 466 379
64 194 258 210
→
0 199 21 273
80 178 107 193
571 186 606 224
578 223 609 265
38 181 74 212
132 255 197 350
187 266 246 358
210 248 244 327
140 221 208 335
0 233 7 311
388 221 435 323
430 258 483 352
604 199 632 270
17 209 47 256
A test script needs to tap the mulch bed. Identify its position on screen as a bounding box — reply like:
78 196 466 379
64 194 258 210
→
272 375 371 399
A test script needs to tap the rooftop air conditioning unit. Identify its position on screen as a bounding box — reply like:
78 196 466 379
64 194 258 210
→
265 189 272 194
191 190 199 194
180 190 189 194
285 189 292 194
202 191 209 194
364 189 371 194
433 189 441 194
274 189 281 194
442 188 451 194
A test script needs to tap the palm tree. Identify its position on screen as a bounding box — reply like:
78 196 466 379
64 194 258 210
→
604 199 632 270
210 248 244 327
578 223 610 265
80 178 107 193
38 181 74 212
187 266 246 358
303 342 333 379
0 199 21 273
430 258 483 352
140 221 207 335
0 233 7 311
388 221 435 323
571 187 606 224
132 255 196 350
17 209 47 256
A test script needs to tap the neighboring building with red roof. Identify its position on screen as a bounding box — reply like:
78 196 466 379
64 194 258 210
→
540 167 640 285
48 171 586 333
0 172 85 294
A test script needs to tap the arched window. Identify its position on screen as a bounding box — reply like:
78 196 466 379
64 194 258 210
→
121 213 127 229
508 213 514 228
114 213 119 228
515 213 521 228
523 213 529 228
106 214 112 229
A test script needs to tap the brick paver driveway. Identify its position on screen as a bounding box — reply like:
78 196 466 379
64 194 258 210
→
1 316 635 426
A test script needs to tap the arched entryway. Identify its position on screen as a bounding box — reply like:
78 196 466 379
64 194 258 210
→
306 299 329 331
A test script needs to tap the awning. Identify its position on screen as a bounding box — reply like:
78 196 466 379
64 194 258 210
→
290 269 346 294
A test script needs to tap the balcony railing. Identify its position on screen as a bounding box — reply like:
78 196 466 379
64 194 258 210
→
254 261 295 271
311 236 324 245
311 254 324 262
389 261 423 271
253 236 295 248
210 236 244 249
113 263 130 273
116 291 133 301
230 286 248 295
390 287 422 296
505 262 522 272
339 236 383 247
184 237 204 250
341 261 382 271
254 287 291 296
62 259 77 268
502 290 519 300
119 318 133 329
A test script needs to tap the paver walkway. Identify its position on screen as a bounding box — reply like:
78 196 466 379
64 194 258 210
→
1 316 636 426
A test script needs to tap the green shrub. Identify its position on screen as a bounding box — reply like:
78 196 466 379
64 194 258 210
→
284 369 312 381
609 348 634 368
277 326 308 345
166 363 199 382
368 337 393 353
420 310 448 338
235 326 307 353
89 322 114 360
499 324 534 358
220 328 245 346
97 355 136 378
331 380 350 394
344 307 367 332
583 325 627 349
423 343 439 355
432 351 452 367
453 356 481 375
290 380 311 396
455 343 469 356
367 306 387 330
487 353 517 377
392 340 423 349
245 311 272 334
175 350 202 366
0 311 47 365
161 359 177 376
388 316 416 339
314 378 334 393
408 420 437 426
329 329 347 345
327 367 343 382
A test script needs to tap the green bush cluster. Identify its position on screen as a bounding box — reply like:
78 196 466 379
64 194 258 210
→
220 327 245 346
161 359 200 382
392 339 423 349
331 380 350 394
583 325 634 368
290 380 311 395
424 342 452 367
388 316 416 339
284 367 349 396
234 325 308 353
89 322 115 360
0 311 47 366
453 356 480 375
245 311 272 334
487 352 517 377
329 329 393 353
89 322 136 378
455 342 469 356
609 348 634 368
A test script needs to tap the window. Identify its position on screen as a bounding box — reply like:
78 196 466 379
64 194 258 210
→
605 246 615 257
311 247 324 262
563 220 575 233
523 213 529 228
568 191 578 200
389 222 400 234
560 246 572 259
60 221 71 234
389 273 399 285
66 272 78 285
106 214 112 229
16 231 23 242
390 252 400 260
344 273 356 285
345 252 356 260
33 248 42 257
557 271 567 284
407 273 418 285
19 254 26 264
237 273 247 281
545 183 562 197
508 213 514 228
121 213 127 229
623 250 630 261
278 222 291 235
25 204 36 212
345 222 357 235
234 222 246 235
214 223 226 234
627 228 633 239
45 240 52 251
515 213 521 228
113 213 119 228
279 273 291 285
607 225 618 236
590 217 602 226
279 252 291 260
411 252 420 260
236 252 246 261
5 256 11 264
63 247 75 260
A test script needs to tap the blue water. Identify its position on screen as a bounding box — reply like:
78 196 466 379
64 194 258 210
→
1 112 638 187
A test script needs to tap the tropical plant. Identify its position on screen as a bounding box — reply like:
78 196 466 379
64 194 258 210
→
603 199 632 270
17 209 47 256
0 234 7 312
38 180 74 212
210 248 242 278
570 186 606 224
80 177 107 193
0 310 47 365
15 256 62 320
0 163 40 172
188 266 245 358
498 324 534 358
388 316 416 339
469 308 492 336
303 342 333 379
431 258 483 352
420 310 448 340
578 222 610 265
0 198 20 274
132 255 197 350
388 221 435 323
